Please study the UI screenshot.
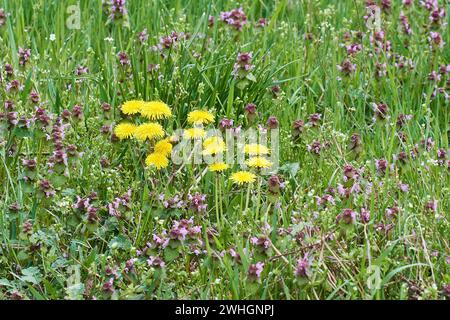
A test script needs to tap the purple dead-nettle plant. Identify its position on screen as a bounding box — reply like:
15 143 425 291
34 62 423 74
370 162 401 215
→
109 0 127 21
137 28 148 43
308 113 322 127
75 65 89 76
18 48 31 67
38 179 55 198
117 52 130 67
346 43 362 55
147 256 165 268
160 193 185 209
244 103 258 123
0 8 6 27
6 79 24 92
295 253 312 278
29 91 40 104
375 159 388 176
336 208 357 225
4 63 13 77
72 105 83 121
247 262 264 281
425 200 438 212
429 32 445 50
360 208 371 224
187 192 208 213
399 12 412 35
108 189 132 217
220 7 248 32
337 59 356 75
266 116 279 129
251 235 271 252
373 102 389 121
429 5 446 25
232 52 255 87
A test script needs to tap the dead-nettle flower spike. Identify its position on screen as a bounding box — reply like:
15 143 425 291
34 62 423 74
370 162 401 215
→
18 47 31 67
137 28 148 43
295 253 311 278
244 103 258 122
337 209 357 225
266 116 279 129
220 7 248 31
247 262 264 280
117 51 130 66
4 63 13 77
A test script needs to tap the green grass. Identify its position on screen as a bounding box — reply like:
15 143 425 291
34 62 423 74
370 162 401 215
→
0 0 449 300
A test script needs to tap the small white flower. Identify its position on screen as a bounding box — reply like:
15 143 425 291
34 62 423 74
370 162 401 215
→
49 34 56 41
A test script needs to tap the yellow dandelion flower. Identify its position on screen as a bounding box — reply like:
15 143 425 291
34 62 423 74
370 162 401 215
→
208 162 229 172
246 156 273 169
244 144 270 155
140 101 172 120
187 110 214 124
134 123 165 141
154 138 173 157
230 171 256 185
121 100 145 115
114 123 137 140
203 136 226 155
145 152 169 169
183 128 206 139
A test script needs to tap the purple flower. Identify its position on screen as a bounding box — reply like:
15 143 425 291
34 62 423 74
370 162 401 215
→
117 51 130 67
18 47 31 66
266 116 279 129
337 209 356 225
375 159 388 175
247 262 264 280
244 103 258 122
251 236 271 251
425 200 438 212
257 18 268 28
0 8 6 27
308 113 321 127
137 28 148 43
109 0 127 20
72 105 83 120
220 7 248 31
346 43 362 55
373 103 388 121
147 256 165 268
337 59 356 75
187 192 207 213
361 208 370 224
399 12 412 35
75 65 89 76
399 183 409 193
232 52 254 79
39 180 55 198
219 118 234 131
429 32 445 49
29 91 40 104
295 254 311 278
